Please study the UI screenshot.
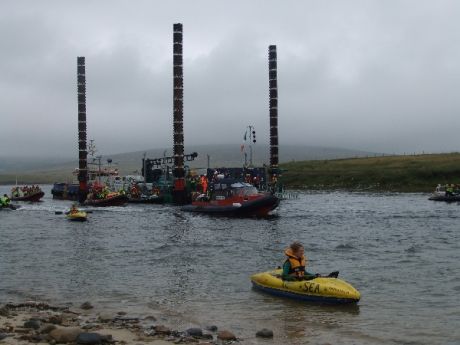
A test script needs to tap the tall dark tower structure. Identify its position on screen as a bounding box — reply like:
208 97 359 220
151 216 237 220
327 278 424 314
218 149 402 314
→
77 56 88 203
268 45 279 186
172 23 186 204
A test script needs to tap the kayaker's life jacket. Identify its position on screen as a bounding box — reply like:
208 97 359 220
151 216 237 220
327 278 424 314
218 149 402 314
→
284 248 307 278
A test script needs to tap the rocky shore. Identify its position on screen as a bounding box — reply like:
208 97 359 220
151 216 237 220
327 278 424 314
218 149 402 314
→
0 301 266 345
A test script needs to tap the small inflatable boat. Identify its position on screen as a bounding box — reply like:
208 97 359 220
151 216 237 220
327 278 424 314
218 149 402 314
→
251 269 360 304
11 190 44 202
67 211 87 222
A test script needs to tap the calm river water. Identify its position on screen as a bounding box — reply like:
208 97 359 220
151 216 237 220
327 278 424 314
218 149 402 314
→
0 185 459 344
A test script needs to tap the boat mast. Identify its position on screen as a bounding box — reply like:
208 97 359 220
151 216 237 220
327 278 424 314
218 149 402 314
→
268 45 279 190
172 23 187 204
77 57 88 203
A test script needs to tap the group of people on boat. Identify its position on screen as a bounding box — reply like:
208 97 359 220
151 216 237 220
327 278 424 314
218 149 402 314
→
87 185 111 200
126 183 160 199
189 174 209 194
129 184 141 198
11 185 42 197
0 194 11 207
435 183 460 197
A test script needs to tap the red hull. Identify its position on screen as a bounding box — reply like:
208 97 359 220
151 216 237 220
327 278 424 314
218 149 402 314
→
182 193 279 217
83 194 128 207
11 191 44 202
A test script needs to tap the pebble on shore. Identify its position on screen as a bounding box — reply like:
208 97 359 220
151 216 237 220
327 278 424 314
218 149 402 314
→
0 301 249 345
217 330 237 341
256 328 274 338
80 302 94 310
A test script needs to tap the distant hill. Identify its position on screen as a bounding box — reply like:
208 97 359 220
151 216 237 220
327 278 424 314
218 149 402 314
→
0 144 376 184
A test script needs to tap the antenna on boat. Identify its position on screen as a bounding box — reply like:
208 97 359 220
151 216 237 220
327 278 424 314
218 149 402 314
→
172 23 187 204
143 152 147 186
77 56 88 203
268 45 279 191
242 125 256 167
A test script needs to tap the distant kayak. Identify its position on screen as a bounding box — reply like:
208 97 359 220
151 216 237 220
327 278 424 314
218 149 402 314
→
251 269 360 304
66 211 87 222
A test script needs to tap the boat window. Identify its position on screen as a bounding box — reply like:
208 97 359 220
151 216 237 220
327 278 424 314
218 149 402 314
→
232 186 258 196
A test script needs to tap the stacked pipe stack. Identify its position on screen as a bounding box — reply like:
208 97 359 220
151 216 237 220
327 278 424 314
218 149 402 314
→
172 23 187 204
77 56 88 203
268 45 279 189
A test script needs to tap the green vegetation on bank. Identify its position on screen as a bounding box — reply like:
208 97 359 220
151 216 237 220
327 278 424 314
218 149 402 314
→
281 153 460 192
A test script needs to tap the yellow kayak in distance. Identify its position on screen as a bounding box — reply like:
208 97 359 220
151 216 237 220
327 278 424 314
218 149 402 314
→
251 269 360 304
66 211 87 222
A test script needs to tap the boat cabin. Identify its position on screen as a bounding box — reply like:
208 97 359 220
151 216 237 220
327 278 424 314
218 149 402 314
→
209 179 259 201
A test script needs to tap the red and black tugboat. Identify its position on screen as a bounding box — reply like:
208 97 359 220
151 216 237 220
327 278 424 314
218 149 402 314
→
10 186 44 202
181 179 279 217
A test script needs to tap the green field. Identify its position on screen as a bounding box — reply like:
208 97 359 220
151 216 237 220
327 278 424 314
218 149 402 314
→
280 153 460 192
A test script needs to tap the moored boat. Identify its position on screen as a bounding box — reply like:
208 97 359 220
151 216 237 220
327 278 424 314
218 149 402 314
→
181 179 279 217
251 269 360 304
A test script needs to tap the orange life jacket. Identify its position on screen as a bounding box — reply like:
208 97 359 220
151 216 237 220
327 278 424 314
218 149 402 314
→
201 176 208 193
284 248 307 278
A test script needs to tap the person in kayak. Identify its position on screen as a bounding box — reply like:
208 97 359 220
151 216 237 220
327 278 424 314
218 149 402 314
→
282 241 318 281
69 204 79 215
282 241 339 281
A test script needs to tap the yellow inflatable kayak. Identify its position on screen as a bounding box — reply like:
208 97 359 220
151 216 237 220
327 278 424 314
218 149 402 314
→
251 269 360 304
66 211 87 222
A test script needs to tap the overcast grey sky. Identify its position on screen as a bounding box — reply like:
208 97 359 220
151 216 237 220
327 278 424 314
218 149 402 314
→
1 0 460 157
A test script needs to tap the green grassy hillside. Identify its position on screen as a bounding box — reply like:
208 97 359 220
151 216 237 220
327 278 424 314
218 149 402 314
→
281 153 460 192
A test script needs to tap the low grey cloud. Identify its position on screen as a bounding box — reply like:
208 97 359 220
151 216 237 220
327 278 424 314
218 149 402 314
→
1 0 460 158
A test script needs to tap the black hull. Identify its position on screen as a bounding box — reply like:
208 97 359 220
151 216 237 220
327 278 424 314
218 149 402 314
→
67 217 87 222
11 191 44 202
181 194 279 217
1 204 19 210
429 195 460 202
